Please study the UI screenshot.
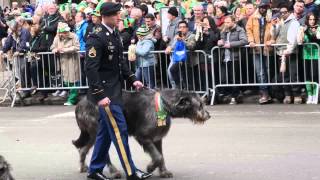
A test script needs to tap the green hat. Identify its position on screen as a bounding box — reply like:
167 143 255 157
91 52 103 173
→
21 12 32 21
76 1 88 12
136 25 150 36
123 17 135 28
91 10 101 17
57 22 71 33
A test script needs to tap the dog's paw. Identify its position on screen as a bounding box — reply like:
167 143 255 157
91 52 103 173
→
160 170 173 178
108 165 122 179
147 163 157 173
79 165 88 173
109 171 122 179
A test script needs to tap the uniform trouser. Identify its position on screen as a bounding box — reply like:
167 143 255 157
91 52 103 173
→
89 104 136 176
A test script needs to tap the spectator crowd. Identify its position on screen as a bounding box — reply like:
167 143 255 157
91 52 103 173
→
0 0 320 105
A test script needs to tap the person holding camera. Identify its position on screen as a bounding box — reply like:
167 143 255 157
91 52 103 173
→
165 20 196 89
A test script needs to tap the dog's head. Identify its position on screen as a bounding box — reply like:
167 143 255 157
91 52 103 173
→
162 90 211 124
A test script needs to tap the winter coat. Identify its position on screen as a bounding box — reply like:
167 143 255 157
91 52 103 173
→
271 14 300 55
246 10 273 55
2 28 31 53
50 32 80 83
166 17 181 46
30 33 51 53
135 35 157 67
40 12 64 50
0 17 7 39
220 25 248 61
76 20 88 52
196 29 220 54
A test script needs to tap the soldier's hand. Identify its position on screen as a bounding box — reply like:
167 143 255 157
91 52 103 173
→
98 97 111 107
133 81 144 90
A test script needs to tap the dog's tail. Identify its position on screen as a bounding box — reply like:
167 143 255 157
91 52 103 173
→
72 96 99 149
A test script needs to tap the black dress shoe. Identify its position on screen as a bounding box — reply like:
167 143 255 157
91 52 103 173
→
87 172 111 180
127 169 152 180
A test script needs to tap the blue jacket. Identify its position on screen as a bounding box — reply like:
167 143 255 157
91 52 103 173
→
2 28 31 53
76 20 88 51
135 36 156 68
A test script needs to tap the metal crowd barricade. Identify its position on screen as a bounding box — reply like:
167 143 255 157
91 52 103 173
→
0 52 17 106
8 49 209 107
209 43 320 105
124 50 210 98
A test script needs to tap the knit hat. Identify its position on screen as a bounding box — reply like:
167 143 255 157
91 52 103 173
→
136 25 150 36
57 22 71 33
167 7 178 17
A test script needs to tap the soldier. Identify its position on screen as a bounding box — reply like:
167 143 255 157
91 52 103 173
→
85 2 152 180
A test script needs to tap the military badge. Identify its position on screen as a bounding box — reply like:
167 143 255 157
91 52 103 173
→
89 47 96 58
94 27 102 33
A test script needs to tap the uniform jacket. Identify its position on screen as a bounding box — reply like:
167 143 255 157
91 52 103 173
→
85 24 137 104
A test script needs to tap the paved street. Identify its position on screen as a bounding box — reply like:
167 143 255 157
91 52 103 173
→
1 105 320 180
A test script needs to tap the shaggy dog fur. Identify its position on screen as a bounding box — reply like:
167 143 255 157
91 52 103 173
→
0 155 14 180
72 89 211 178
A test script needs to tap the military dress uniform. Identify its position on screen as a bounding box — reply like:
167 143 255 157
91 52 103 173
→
85 2 152 180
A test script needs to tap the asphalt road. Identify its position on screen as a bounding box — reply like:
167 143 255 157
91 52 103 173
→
1 105 320 180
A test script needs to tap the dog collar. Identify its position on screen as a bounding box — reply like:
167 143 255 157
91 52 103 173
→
155 92 167 127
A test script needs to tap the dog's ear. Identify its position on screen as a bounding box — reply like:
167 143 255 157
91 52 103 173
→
175 96 192 109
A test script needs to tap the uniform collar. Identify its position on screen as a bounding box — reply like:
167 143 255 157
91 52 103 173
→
102 22 115 34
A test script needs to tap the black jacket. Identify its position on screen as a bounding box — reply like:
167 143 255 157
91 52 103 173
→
40 12 64 50
30 33 51 53
85 24 137 104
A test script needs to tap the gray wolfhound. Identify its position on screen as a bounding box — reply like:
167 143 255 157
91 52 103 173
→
72 89 211 178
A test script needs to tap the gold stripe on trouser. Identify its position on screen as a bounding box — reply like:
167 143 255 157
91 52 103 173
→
104 106 133 176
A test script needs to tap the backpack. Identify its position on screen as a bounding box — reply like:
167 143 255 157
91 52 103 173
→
172 40 187 63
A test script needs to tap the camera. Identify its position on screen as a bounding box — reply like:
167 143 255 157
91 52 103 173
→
178 31 183 37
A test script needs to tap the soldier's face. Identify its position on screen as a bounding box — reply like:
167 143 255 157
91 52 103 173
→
104 11 121 28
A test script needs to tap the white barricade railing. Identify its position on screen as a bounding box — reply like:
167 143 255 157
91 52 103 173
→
209 43 320 105
9 50 209 106
0 52 16 106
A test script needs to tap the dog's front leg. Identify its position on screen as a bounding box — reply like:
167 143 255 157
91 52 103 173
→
143 142 163 174
154 140 173 178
